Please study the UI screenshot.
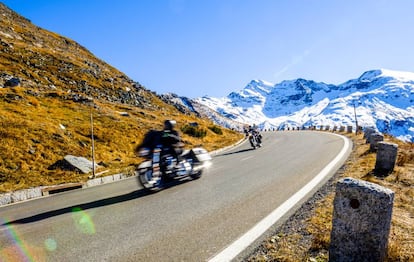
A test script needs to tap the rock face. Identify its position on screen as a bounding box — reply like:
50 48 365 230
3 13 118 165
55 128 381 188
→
329 177 394 262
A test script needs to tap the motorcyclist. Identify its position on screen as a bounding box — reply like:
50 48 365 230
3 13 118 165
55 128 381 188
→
136 120 182 157
161 120 183 163
246 124 262 145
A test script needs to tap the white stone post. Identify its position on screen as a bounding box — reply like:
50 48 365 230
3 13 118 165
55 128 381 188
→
369 133 384 152
329 177 394 262
375 142 398 176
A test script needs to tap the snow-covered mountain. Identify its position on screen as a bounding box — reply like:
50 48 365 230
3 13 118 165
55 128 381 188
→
194 69 414 142
159 93 245 130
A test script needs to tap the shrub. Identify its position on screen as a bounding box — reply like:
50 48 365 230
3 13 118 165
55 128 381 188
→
181 124 207 138
208 125 223 135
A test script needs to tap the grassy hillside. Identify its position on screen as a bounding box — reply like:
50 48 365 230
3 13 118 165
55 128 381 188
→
0 3 243 193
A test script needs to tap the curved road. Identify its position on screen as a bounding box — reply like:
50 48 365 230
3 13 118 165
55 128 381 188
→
0 131 351 262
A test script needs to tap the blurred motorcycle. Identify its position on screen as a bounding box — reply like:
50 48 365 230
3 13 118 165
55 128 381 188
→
248 131 262 149
136 144 211 191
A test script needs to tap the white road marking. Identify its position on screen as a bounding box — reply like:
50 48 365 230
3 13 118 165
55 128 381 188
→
240 156 254 161
208 134 351 262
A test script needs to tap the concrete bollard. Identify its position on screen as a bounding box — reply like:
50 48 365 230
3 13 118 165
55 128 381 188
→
329 177 394 262
369 133 384 152
375 142 398 176
347 125 353 133
364 127 376 142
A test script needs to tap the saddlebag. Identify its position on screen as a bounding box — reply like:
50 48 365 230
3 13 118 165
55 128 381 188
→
190 147 212 162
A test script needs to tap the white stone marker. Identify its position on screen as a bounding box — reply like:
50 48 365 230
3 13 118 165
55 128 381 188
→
329 177 394 262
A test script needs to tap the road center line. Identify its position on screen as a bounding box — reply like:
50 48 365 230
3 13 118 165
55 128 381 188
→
240 156 254 161
208 134 351 262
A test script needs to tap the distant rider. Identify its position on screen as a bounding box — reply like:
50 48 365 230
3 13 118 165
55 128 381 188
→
245 125 262 145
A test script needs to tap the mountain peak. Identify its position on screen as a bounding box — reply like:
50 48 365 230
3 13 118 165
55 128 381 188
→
196 69 414 142
248 79 274 86
243 79 274 93
359 69 414 82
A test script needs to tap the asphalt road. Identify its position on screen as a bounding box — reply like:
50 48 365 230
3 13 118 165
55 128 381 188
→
0 131 351 262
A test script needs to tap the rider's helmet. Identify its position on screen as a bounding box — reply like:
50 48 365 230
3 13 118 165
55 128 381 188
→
164 120 176 131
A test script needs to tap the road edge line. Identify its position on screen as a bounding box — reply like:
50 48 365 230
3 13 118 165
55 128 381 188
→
208 133 351 262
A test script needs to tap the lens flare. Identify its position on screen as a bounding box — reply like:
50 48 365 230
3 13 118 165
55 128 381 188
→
71 207 96 235
44 238 57 252
0 218 45 261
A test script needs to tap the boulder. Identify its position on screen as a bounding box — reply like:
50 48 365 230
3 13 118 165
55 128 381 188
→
49 155 98 174
4 77 20 87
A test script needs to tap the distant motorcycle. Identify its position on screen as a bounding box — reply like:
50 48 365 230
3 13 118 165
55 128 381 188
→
136 145 211 191
248 131 262 149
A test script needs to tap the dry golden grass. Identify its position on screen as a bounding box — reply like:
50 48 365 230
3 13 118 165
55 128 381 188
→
248 132 414 261
0 4 244 193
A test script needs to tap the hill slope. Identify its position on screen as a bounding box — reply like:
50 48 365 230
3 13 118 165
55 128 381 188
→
0 3 242 192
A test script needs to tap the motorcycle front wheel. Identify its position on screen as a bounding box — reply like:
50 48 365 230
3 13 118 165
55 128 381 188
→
137 167 163 191
190 170 202 179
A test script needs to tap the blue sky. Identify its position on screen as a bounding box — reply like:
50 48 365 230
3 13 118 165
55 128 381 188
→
3 0 414 98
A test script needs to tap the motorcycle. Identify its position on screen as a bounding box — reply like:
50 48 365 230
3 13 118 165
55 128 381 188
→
248 131 262 149
136 145 212 191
